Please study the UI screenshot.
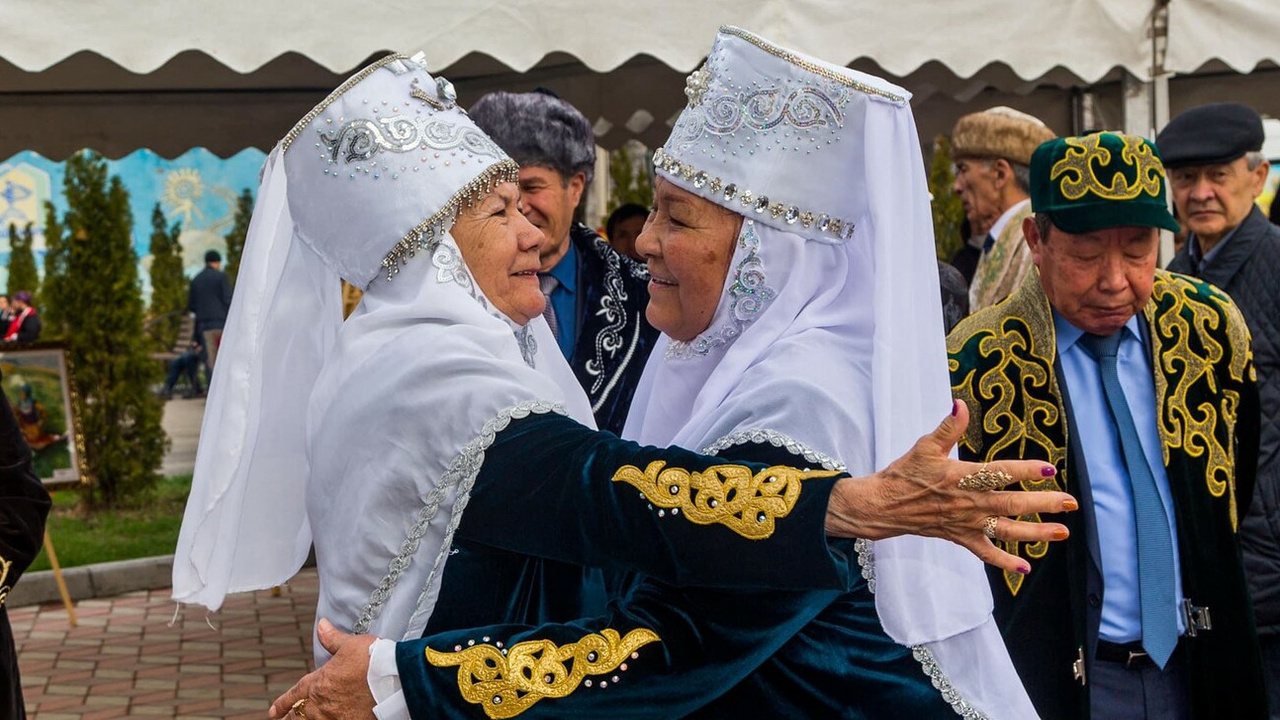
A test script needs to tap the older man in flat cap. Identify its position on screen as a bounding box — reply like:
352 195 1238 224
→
950 106 1056 310
1159 101 1280 716
950 132 1266 719
469 92 658 435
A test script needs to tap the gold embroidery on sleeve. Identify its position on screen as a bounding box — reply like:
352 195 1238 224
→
612 460 839 540
0 556 11 608
425 628 660 719
1147 272 1255 530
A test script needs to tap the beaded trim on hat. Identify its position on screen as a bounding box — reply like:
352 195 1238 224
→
719 26 907 106
377 159 521 284
653 147 858 242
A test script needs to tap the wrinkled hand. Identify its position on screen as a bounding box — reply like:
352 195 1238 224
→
269 619 378 720
825 400 1077 575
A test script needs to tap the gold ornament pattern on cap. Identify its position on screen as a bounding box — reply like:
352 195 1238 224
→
426 628 660 719
1050 133 1165 202
958 465 1013 492
613 460 840 539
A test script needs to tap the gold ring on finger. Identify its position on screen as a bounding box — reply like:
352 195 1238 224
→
958 464 1012 492
982 516 999 540
291 698 308 720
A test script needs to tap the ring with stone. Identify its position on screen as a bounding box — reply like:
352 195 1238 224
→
958 464 1012 492
982 516 999 540
291 699 308 720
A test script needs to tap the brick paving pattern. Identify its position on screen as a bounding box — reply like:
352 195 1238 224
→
11 569 318 720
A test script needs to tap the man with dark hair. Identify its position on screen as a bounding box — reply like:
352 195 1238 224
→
0 376 52 719
1159 102 1280 714
949 132 1266 719
950 106 1056 310
187 249 232 373
469 92 658 434
605 202 648 261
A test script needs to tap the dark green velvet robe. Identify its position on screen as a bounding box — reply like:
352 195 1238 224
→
394 413 961 719
947 269 1266 719
0 385 52 720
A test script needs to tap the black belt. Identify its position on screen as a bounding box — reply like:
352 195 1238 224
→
1096 639 1174 670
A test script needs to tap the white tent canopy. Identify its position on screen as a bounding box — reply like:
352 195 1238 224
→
2 0 1278 158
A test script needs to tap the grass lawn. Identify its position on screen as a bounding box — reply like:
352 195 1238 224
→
28 474 192 573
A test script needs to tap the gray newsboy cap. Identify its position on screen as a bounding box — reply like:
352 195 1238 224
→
1156 102 1264 169
469 91 595 183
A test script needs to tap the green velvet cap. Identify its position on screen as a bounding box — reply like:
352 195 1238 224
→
1029 132 1180 234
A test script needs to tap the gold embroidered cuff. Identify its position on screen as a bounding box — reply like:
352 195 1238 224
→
613 460 839 540
426 628 660 719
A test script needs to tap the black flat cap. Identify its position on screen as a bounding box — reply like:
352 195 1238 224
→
1156 102 1264 168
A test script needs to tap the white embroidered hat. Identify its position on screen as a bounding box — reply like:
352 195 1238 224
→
654 26 910 242
282 53 519 286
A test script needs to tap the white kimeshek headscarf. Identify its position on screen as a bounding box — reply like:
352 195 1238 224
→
171 54 594 658
624 27 1038 719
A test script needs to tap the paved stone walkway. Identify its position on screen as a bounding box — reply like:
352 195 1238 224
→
10 569 318 719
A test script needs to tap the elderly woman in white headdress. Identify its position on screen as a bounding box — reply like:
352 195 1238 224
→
178 32 1079 720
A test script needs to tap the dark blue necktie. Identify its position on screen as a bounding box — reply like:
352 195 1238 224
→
982 233 995 255
1078 331 1178 668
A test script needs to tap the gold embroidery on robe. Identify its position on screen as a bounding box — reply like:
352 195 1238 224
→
0 555 10 608
949 269 1256 594
612 460 839 540
1146 273 1255 530
426 628 660 719
948 271 1068 596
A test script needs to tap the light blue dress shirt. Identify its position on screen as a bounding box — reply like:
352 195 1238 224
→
1054 311 1186 642
545 241 578 359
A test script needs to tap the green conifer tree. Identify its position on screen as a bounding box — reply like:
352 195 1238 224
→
929 135 966 261
224 188 253 287
7 222 40 305
59 151 167 505
605 144 654 219
147 204 185 348
40 202 66 339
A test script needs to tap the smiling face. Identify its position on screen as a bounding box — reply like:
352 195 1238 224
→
635 178 742 341
1026 216 1159 336
1168 156 1268 251
451 182 546 325
516 165 585 271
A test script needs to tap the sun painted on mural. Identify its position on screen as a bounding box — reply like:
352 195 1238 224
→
0 148 264 295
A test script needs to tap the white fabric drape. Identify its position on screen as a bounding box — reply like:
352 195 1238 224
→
625 78 1038 720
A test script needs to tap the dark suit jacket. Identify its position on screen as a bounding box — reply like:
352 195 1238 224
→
0 384 52 719
186 266 232 333
948 269 1267 719
564 224 659 435
1168 207 1280 634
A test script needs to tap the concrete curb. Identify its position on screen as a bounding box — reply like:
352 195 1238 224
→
8 554 176 608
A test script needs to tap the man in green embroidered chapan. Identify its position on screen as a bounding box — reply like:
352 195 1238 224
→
948 131 1267 719
258 27 1078 720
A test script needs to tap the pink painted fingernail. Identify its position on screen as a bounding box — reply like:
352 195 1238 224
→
1017 564 1031 575
950 400 960 417
1041 465 1056 477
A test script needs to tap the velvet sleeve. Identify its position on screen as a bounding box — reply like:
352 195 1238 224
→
1231 347 1261 522
0 386 52 604
459 411 850 591
396 576 841 720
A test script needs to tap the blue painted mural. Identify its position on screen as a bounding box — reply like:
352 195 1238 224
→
0 148 265 297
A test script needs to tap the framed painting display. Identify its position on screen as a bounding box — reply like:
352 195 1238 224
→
0 343 87 489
